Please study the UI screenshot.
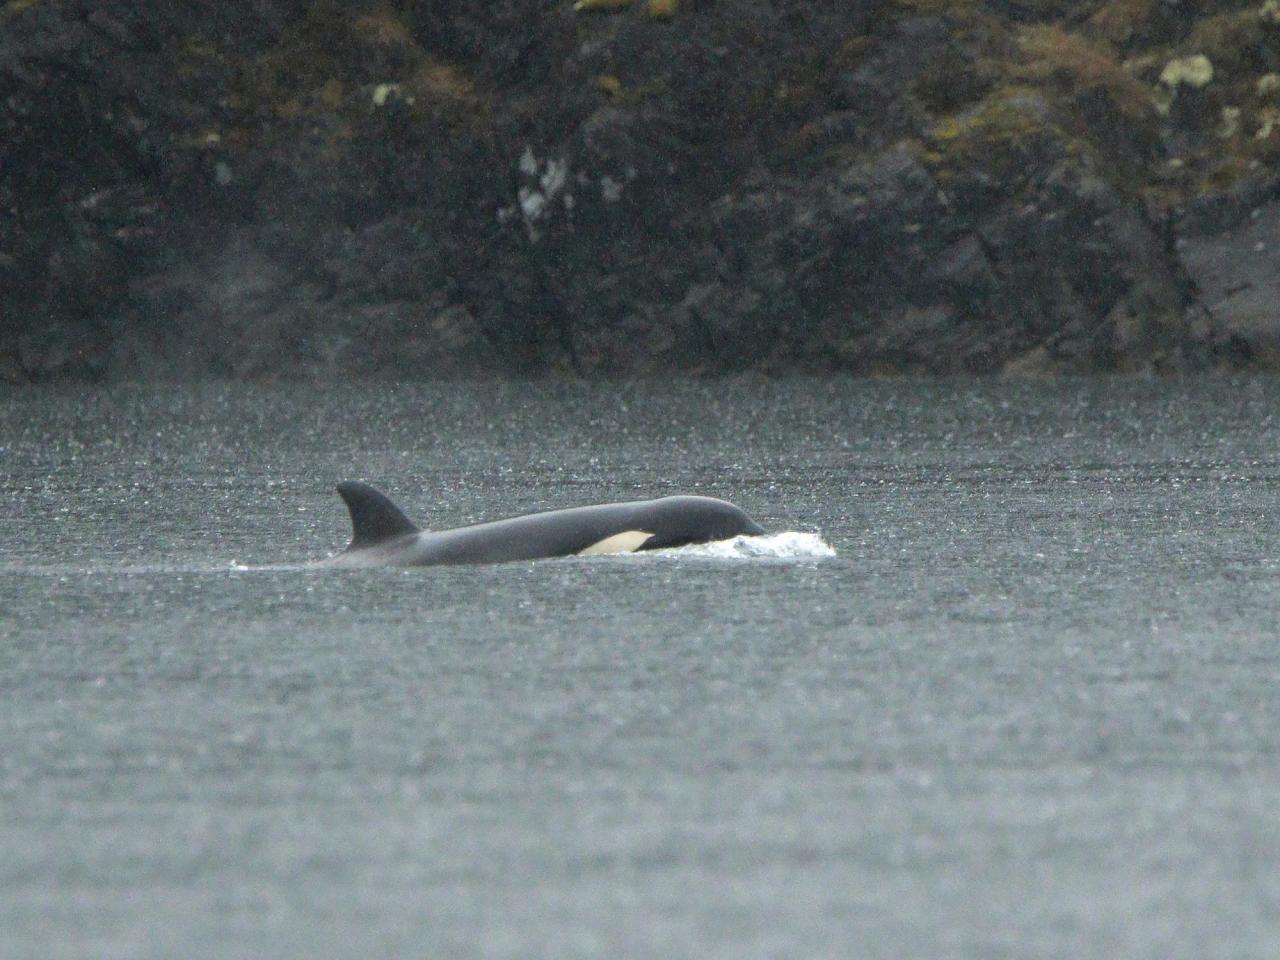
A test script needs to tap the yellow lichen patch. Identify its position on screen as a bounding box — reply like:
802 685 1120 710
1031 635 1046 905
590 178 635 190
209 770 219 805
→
1257 108 1280 139
1263 0 1280 26
646 0 678 19
574 0 633 11
371 83 402 107
1016 25 1153 120
1160 54 1213 88
1258 74 1280 96
1218 105 1242 138
595 74 625 99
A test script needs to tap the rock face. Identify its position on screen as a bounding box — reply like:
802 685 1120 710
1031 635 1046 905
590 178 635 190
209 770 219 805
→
1177 179 1280 365
2 0 1278 380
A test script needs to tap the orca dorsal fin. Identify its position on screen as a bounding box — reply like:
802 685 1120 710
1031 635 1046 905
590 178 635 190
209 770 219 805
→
336 481 420 550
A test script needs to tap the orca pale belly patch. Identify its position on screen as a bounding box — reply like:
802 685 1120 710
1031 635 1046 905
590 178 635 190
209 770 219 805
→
577 530 654 556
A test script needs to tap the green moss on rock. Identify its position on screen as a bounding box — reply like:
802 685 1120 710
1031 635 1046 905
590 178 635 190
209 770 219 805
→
928 87 1051 182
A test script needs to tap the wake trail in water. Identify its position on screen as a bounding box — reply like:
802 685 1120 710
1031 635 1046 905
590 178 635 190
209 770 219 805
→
1 533 834 576
0 561 315 576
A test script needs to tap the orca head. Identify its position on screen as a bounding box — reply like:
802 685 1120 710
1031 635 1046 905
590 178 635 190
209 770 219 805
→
702 499 766 540
641 496 765 550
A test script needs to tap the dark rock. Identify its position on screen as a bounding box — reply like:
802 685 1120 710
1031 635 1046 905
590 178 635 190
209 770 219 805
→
0 0 1273 379
1174 173 1280 237
1177 200 1280 364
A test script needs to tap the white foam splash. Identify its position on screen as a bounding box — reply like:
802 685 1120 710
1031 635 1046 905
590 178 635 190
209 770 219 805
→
651 531 836 561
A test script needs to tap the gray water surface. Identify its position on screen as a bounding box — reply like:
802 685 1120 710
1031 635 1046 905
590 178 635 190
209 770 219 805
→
3 379 1280 959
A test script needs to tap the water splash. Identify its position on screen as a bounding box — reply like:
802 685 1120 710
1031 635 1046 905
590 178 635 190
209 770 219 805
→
650 531 836 561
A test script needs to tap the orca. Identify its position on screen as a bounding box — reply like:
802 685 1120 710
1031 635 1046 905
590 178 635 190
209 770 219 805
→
322 481 766 567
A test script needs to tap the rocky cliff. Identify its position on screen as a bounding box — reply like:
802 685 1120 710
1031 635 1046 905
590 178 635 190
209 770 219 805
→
4 0 1280 380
